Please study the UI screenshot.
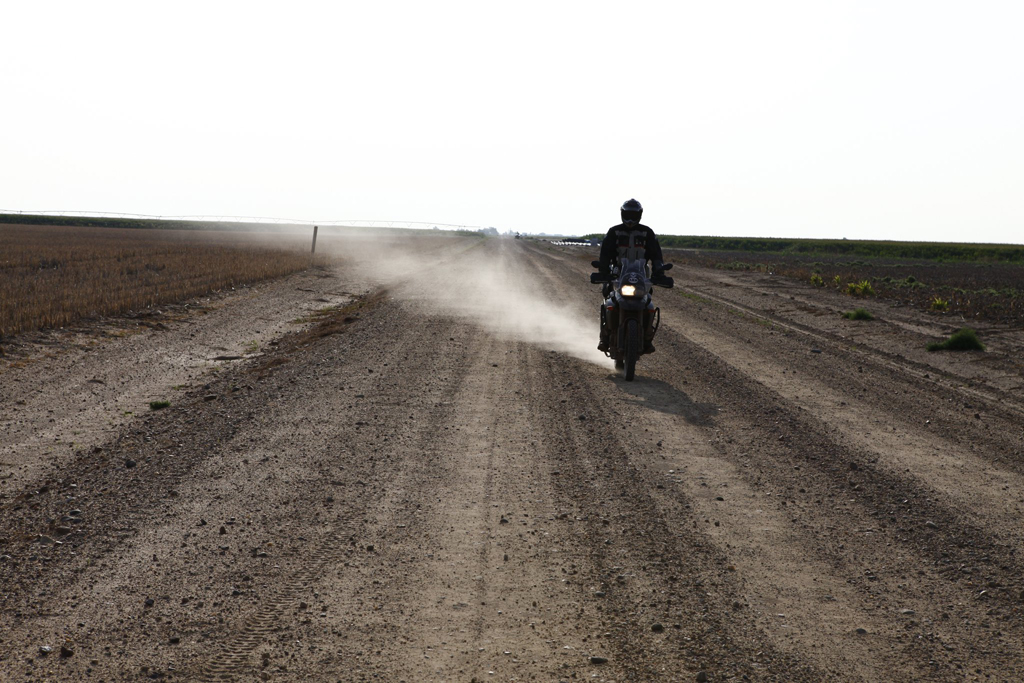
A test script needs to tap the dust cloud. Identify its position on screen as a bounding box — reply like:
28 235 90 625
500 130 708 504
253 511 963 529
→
319 230 607 366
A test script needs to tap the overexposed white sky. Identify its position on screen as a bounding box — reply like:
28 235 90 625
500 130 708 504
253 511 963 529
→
2 1 1022 242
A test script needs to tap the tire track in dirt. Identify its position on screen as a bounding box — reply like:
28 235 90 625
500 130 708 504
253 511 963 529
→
0 294 475 681
529 343 825 678
0 268 353 500
646 326 1024 679
527 242 1024 680
662 311 1024 551
192 304 484 681
517 247 823 680
310 335 640 681
670 273 1024 421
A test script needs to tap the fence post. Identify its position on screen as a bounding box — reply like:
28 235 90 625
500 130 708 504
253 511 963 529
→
311 225 318 260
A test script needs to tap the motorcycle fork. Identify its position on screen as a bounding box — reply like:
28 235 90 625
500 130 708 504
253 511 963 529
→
606 304 620 355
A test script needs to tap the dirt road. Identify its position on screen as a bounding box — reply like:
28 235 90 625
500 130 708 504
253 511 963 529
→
2 236 1023 682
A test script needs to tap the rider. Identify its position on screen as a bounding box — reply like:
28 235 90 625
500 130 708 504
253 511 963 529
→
597 199 667 354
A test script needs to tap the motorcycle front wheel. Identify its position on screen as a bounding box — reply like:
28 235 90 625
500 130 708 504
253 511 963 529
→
624 318 639 381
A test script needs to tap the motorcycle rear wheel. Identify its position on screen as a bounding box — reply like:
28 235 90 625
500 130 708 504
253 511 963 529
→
624 319 639 381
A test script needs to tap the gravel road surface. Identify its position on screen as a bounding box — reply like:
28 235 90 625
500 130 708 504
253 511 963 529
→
2 236 1023 682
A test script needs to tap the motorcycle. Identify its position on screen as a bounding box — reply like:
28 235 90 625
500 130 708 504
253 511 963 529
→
590 258 673 381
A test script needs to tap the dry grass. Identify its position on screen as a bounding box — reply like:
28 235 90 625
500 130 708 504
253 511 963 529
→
0 224 316 337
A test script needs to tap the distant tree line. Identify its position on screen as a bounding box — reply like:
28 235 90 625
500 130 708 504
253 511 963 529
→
581 233 1024 263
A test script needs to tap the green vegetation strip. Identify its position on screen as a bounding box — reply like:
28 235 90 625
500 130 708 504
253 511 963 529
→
581 233 1024 263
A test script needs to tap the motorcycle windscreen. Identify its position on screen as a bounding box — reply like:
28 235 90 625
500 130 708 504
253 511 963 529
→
618 257 649 281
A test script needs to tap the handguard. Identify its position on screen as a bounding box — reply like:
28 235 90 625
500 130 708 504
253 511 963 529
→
590 272 613 284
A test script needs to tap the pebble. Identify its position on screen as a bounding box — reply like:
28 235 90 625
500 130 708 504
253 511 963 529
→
855 627 868 635
0 555 11 562
60 644 74 658
651 623 665 633
925 521 939 529
145 598 155 608
169 636 180 644
125 459 137 469
39 646 52 655
203 394 218 402
697 672 708 683
589 656 608 664
901 609 916 615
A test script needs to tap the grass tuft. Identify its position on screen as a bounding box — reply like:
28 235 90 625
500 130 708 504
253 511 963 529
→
845 280 876 297
149 400 171 410
842 308 874 320
926 328 985 352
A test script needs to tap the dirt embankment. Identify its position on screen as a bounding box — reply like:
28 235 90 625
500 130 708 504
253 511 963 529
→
2 237 1023 682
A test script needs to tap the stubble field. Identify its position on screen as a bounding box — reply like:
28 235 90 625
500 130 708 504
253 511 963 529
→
0 224 316 339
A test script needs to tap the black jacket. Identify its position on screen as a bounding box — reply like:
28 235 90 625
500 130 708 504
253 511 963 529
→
598 222 664 272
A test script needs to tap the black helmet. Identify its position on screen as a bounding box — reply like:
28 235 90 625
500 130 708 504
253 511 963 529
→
620 198 643 224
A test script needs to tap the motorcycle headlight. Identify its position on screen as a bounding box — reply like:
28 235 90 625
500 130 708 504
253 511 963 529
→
621 284 638 297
